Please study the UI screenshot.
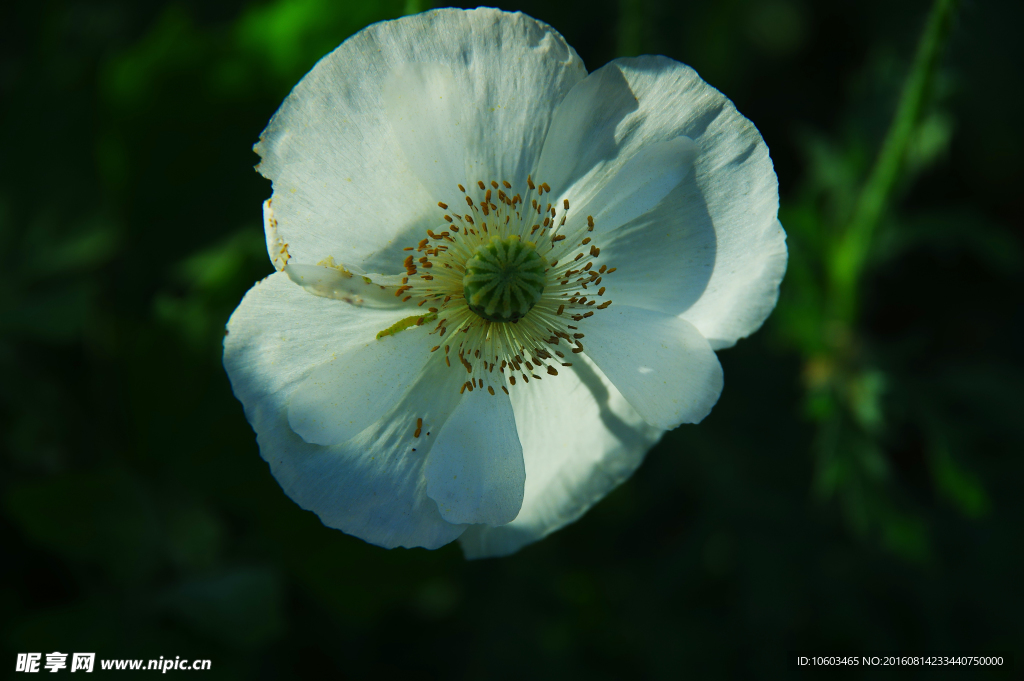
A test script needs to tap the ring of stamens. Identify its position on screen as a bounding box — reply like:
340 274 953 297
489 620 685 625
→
396 176 615 395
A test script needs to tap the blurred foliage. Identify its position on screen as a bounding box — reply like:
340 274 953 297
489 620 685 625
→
777 0 966 562
2 0 1021 678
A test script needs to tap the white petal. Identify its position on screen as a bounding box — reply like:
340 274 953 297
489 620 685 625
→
583 304 723 429
542 136 697 239
287 323 433 446
425 390 525 526
223 273 465 549
534 62 642 196
224 273 402 412
536 63 697 231
283 264 409 308
587 136 697 232
381 63 468 205
596 168 717 317
256 8 586 273
537 56 786 348
685 217 787 350
379 15 586 211
459 355 662 559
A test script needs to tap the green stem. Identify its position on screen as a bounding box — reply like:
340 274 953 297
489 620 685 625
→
829 0 958 322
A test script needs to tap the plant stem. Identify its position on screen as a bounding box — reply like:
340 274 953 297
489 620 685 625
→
829 0 959 322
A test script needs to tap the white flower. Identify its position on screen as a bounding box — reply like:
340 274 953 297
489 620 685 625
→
224 8 787 558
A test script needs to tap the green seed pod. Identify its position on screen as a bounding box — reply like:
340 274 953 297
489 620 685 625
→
462 235 546 322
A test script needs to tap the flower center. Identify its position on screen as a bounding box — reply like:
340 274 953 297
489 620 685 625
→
463 235 546 322
385 177 616 396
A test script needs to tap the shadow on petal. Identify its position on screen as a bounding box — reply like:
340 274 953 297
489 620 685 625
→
273 350 470 549
572 356 649 448
602 169 717 317
536 64 640 194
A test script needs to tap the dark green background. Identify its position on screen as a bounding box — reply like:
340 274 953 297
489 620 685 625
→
2 0 1021 678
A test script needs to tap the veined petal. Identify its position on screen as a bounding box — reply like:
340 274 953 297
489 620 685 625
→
381 63 468 206
459 355 662 559
425 390 525 526
224 273 465 549
378 13 586 211
288 323 433 446
583 304 724 429
537 56 785 348
256 8 586 273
